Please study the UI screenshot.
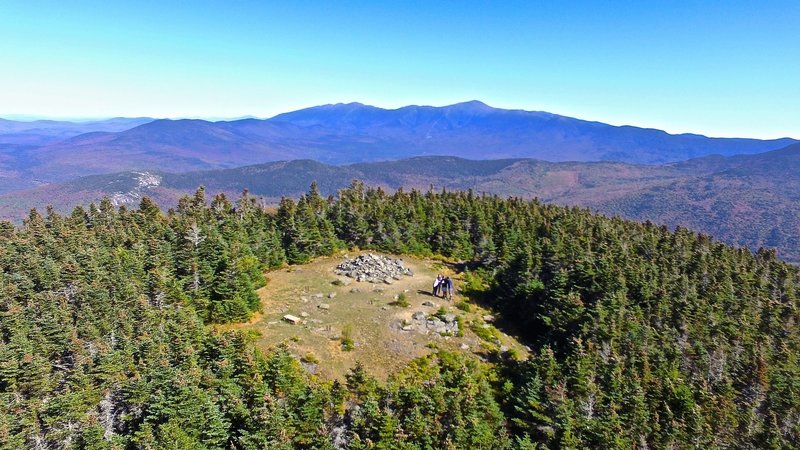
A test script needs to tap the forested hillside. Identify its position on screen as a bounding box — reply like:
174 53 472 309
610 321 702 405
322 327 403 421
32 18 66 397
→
1 182 798 449
6 147 800 264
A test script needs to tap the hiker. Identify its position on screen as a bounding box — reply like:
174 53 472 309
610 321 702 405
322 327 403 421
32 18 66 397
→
445 276 454 300
432 275 442 297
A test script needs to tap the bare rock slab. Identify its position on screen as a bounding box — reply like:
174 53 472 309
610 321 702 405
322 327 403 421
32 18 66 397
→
283 314 302 325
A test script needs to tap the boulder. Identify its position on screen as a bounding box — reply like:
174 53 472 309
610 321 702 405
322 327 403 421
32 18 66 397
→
283 314 302 325
427 318 445 330
318 303 330 310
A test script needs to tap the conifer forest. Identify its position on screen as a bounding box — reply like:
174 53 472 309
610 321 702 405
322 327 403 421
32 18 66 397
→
1 181 798 449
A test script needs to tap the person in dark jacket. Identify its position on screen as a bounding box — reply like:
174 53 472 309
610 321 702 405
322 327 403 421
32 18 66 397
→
445 276 454 300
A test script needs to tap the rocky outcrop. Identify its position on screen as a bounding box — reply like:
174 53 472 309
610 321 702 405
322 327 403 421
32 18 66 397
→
402 311 459 335
335 253 413 283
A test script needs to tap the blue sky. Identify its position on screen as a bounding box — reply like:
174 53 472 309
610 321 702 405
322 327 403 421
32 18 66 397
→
0 0 797 138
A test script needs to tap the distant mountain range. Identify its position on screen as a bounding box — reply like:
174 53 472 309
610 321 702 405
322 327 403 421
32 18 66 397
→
0 101 795 193
0 117 154 146
3 142 799 263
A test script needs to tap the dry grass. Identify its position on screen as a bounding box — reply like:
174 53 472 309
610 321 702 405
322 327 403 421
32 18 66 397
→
226 253 527 381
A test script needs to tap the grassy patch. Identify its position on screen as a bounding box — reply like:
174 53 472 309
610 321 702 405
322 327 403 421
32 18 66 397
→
228 255 528 380
390 292 410 307
455 301 472 312
341 324 355 351
301 352 320 364
470 321 502 344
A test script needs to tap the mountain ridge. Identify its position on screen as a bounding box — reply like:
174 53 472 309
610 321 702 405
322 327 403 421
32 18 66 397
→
4 142 800 263
0 101 795 194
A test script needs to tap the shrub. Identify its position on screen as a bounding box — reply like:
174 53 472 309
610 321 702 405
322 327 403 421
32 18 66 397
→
470 321 502 344
392 292 410 307
341 324 355 351
301 352 319 364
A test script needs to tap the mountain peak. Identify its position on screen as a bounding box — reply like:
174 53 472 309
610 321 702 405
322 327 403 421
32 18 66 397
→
449 100 492 110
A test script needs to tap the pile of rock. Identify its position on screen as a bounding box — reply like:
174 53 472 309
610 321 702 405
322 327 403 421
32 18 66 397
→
335 253 413 284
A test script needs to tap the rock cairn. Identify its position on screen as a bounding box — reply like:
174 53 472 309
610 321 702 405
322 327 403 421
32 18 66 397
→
335 253 413 283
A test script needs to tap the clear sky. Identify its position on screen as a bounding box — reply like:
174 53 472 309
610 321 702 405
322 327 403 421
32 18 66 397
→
0 0 797 138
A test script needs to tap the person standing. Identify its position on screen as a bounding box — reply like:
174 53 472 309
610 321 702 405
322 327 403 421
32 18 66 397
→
432 275 442 297
445 276 454 300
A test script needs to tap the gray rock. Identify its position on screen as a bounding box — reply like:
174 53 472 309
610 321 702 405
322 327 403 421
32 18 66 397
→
350 288 361 293
412 311 426 321
300 312 310 318
444 314 457 323
328 292 337 299
318 303 330 310
313 293 324 299
300 361 318 375
335 253 414 283
427 318 445 330
460 343 470 350
482 314 496 323
401 325 414 331
383 278 393 285
422 300 437 307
